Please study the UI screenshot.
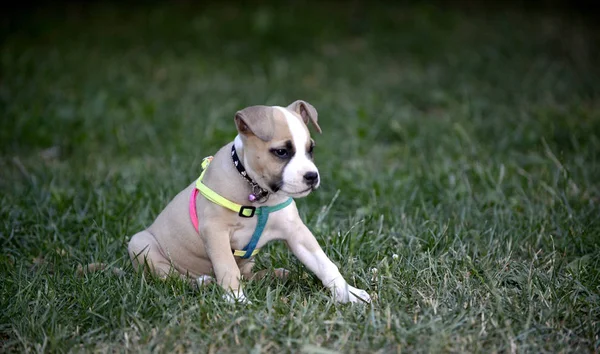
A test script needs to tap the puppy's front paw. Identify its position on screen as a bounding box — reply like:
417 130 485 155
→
331 282 371 304
348 285 371 304
223 289 251 304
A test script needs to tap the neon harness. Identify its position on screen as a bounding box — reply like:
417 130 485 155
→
189 156 293 259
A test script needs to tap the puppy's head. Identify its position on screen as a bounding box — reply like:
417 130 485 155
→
234 100 322 198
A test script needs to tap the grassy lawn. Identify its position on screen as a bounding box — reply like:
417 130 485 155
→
1 1 599 352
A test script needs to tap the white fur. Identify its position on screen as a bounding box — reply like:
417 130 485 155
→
274 106 319 196
278 215 372 304
234 134 243 152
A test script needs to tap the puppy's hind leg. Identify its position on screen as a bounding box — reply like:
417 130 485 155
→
129 230 215 289
127 230 173 278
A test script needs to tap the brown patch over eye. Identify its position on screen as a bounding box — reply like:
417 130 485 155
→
270 140 295 160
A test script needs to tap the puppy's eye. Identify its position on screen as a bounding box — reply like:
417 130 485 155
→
307 141 315 157
271 148 289 158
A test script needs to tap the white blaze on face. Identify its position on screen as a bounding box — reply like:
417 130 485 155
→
274 106 319 196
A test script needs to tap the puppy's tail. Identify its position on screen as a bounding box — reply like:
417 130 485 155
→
76 262 126 277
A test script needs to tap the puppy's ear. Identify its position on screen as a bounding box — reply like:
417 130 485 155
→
287 100 322 134
235 105 274 142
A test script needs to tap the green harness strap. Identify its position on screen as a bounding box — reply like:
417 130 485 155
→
237 198 293 258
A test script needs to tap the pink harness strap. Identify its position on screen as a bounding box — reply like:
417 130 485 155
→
189 187 200 232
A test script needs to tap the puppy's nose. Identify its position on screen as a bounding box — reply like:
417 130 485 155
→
303 171 319 186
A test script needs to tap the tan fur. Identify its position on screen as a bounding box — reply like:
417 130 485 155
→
235 105 275 142
237 108 294 190
287 100 322 134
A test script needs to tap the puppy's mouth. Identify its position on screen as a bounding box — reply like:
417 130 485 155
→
280 186 316 196
281 187 314 195
269 180 317 196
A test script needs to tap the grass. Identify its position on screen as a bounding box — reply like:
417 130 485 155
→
1 1 599 352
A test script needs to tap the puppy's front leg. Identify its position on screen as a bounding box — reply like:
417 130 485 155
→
287 223 371 304
200 224 247 303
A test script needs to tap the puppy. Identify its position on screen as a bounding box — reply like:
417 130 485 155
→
127 100 371 303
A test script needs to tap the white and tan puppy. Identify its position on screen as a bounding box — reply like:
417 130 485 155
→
127 100 371 304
